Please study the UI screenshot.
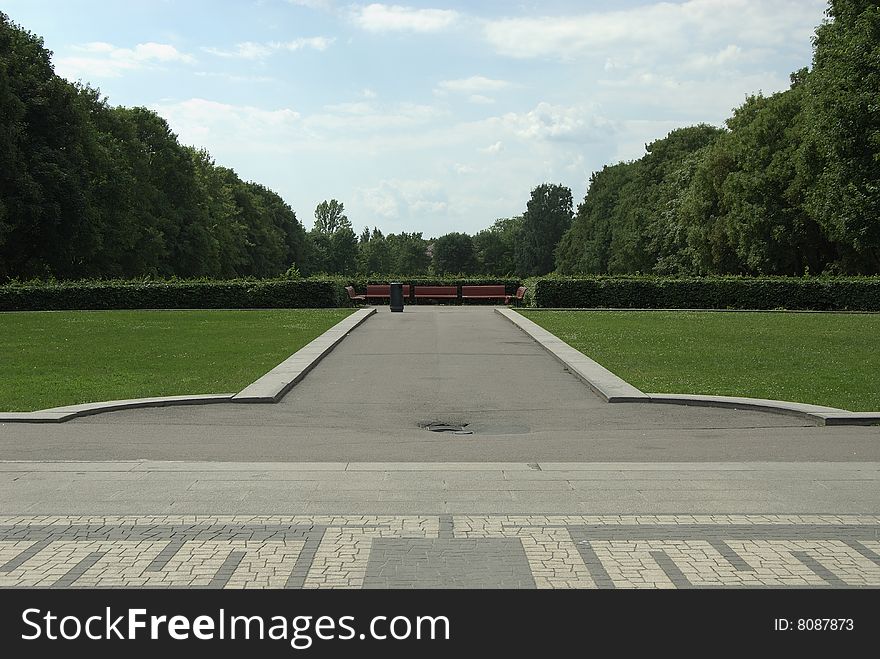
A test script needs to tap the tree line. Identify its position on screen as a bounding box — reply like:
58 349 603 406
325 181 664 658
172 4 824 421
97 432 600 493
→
556 0 879 276
2 1 877 282
1 12 310 282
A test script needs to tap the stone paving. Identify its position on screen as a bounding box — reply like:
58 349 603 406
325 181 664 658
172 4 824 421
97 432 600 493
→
2 308 878 591
1 515 878 589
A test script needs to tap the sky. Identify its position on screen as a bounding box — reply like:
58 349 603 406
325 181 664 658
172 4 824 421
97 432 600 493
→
4 0 829 238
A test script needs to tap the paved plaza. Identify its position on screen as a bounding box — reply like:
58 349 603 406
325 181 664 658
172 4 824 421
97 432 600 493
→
1 307 878 588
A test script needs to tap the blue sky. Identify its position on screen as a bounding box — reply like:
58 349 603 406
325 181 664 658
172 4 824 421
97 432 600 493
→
5 0 828 237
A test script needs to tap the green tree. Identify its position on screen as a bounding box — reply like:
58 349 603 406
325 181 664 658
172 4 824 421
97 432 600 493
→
328 226 358 275
473 217 522 275
357 228 393 274
555 164 636 274
433 232 477 274
517 184 573 276
555 126 723 275
313 199 351 235
803 0 880 272
386 232 430 274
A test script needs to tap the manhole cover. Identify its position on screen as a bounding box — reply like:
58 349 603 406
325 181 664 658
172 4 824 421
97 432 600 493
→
419 421 473 435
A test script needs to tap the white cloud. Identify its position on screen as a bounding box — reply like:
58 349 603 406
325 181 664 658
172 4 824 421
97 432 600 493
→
437 75 513 94
55 42 194 79
204 37 334 60
203 42 274 60
150 98 301 148
684 44 751 72
484 0 824 60
286 0 333 8
194 71 277 84
352 3 459 32
276 37 335 51
496 102 615 142
305 101 444 132
596 70 789 121
468 95 495 105
481 141 503 154
356 179 448 219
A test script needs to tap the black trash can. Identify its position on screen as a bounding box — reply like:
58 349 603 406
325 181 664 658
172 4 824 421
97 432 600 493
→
389 282 404 312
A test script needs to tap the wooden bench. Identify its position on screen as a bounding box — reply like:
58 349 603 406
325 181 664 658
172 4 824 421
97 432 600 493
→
414 285 458 300
345 286 366 302
508 285 527 306
365 284 410 300
461 285 507 301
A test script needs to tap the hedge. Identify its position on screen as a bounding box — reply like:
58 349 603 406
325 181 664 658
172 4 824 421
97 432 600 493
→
532 276 880 311
0 278 341 311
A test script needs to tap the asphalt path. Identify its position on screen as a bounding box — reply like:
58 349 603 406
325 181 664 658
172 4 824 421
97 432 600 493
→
1 307 878 463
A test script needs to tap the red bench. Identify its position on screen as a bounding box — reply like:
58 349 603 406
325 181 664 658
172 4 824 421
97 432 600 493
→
365 284 411 300
508 286 527 306
345 286 365 302
461 285 507 301
414 285 458 300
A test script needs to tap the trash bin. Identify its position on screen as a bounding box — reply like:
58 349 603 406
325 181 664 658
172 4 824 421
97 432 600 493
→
389 282 404 312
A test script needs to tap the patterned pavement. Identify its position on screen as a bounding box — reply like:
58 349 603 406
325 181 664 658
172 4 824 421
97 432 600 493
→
2 514 879 589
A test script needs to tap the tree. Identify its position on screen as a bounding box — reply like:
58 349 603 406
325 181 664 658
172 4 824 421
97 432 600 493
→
313 199 351 235
329 226 358 275
473 217 522 275
387 232 430 274
432 232 477 274
357 228 393 274
803 0 880 272
517 184 573 276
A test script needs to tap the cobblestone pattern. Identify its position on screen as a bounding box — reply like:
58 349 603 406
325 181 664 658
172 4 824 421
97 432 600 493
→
0 515 878 589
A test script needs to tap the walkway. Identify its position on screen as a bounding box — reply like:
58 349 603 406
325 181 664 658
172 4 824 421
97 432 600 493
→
1 307 878 588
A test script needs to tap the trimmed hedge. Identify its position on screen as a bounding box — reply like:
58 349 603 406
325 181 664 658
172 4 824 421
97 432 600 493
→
0 279 340 311
532 276 880 311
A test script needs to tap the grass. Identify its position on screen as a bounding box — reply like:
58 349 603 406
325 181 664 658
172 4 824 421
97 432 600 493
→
519 310 880 411
0 309 354 412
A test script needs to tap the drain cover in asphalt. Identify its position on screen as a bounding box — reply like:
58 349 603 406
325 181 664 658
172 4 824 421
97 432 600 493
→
420 422 473 435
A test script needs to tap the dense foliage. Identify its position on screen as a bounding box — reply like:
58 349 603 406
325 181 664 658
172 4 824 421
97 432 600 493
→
0 13 308 282
532 276 880 311
0 278 340 310
556 1 880 276
2 2 877 283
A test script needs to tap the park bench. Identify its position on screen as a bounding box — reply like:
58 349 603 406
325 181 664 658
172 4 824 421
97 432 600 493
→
365 284 410 301
414 285 458 300
508 285 527 306
461 285 507 302
345 286 365 302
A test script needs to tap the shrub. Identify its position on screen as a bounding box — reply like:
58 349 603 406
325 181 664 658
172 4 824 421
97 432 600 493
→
0 278 340 311
532 276 880 311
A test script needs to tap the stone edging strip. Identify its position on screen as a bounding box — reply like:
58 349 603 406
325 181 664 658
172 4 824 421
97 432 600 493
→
495 308 648 403
0 308 376 423
496 308 880 427
233 307 375 403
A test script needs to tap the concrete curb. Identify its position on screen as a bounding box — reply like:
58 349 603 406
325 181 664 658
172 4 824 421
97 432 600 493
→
495 308 648 402
497 308 880 427
0 395 236 424
233 307 376 403
0 308 376 423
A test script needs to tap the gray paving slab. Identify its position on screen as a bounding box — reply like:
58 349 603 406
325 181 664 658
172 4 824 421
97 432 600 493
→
2 461 878 515
363 538 536 589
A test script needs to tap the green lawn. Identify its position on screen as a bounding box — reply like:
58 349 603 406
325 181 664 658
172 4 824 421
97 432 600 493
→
519 310 880 411
0 309 353 412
